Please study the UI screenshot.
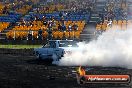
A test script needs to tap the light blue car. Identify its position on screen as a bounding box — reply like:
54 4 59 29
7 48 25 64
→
34 40 79 63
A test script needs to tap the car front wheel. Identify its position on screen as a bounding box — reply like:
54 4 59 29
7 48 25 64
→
36 52 42 60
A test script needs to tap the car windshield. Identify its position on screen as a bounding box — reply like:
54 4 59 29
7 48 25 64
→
42 44 50 48
43 42 56 48
59 41 78 47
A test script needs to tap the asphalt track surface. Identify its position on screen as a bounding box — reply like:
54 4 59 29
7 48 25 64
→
0 54 131 88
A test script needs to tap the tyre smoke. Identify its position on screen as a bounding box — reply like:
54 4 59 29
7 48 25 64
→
58 26 132 69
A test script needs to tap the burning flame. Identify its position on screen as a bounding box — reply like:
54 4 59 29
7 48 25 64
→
78 66 86 76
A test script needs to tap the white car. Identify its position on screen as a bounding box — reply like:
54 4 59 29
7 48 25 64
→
34 40 79 63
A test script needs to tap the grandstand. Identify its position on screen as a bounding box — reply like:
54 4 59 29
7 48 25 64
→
0 0 129 44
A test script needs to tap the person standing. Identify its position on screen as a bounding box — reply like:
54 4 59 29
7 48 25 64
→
38 29 43 40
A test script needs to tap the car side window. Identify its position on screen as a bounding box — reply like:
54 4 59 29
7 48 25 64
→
49 41 56 48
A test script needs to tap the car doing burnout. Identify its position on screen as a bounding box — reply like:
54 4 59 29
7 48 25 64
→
34 40 80 63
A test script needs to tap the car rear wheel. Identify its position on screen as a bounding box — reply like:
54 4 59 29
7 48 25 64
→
52 54 60 61
44 59 53 64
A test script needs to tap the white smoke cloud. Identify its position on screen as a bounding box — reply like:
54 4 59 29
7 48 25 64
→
58 26 132 69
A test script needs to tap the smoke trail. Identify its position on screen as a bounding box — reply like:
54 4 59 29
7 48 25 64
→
58 26 132 69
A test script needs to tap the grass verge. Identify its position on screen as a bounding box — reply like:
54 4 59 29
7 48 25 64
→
0 44 42 49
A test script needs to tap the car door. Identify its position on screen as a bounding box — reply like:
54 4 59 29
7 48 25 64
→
47 48 54 56
54 48 62 57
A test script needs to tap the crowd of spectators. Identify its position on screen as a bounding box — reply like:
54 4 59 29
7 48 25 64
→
96 0 128 34
6 0 91 40
0 0 130 40
102 0 127 21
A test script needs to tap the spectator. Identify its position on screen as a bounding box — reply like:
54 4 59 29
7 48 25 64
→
58 24 62 31
47 27 52 40
68 24 72 31
38 29 42 35
42 16 46 21
34 16 39 21
27 29 32 40
59 12 63 17
99 13 104 22
45 7 49 11
38 29 43 40
48 20 53 29
62 24 66 31
60 17 64 25
107 19 112 28
3 6 8 14
54 6 58 11
42 16 48 26
72 23 78 31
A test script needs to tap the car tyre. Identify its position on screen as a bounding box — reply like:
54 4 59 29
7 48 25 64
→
36 52 42 60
